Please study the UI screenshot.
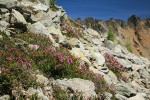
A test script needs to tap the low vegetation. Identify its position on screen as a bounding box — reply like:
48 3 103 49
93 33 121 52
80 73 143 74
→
125 41 132 52
107 30 115 41
49 0 58 11
0 31 115 99
104 53 126 80
62 24 84 38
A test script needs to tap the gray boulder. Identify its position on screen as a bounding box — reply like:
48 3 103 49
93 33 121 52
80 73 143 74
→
0 0 18 8
104 39 115 50
115 94 127 100
54 78 97 99
116 83 137 98
27 22 55 43
11 9 27 24
92 52 105 66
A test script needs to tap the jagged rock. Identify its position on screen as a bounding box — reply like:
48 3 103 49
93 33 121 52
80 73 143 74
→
104 39 115 50
1 13 10 22
105 92 112 100
0 95 10 100
103 74 113 85
31 3 48 12
108 71 118 84
54 78 97 99
116 83 137 98
86 28 100 37
0 8 9 14
70 48 91 65
0 21 9 32
36 74 49 86
118 59 133 70
11 9 27 24
126 54 144 65
115 94 127 100
106 18 127 29
92 52 105 66
128 15 141 28
26 87 49 100
0 0 18 8
0 21 9 28
27 22 55 43
128 93 145 100
47 26 65 43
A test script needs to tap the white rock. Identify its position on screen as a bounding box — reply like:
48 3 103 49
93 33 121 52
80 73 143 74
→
55 78 97 99
36 74 49 86
47 26 65 43
0 0 18 8
86 28 100 37
128 93 145 100
27 22 55 43
32 3 48 11
92 52 105 66
70 48 91 65
11 9 27 24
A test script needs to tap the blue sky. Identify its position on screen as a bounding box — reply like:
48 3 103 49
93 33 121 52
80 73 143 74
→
57 0 150 21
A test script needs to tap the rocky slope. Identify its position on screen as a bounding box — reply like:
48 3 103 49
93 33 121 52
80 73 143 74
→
0 0 150 100
75 16 150 59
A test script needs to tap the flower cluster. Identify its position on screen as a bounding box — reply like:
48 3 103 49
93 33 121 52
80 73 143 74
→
104 53 124 71
104 53 126 79
61 24 84 38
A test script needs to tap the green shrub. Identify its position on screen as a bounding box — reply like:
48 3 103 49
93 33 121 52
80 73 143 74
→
107 30 115 41
125 42 132 52
49 0 58 11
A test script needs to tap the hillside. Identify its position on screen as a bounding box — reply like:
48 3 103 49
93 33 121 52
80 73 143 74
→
0 0 150 100
75 16 150 59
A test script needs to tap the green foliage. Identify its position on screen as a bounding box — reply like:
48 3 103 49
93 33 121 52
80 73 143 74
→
49 0 58 11
107 30 115 41
125 41 132 52
0 32 37 96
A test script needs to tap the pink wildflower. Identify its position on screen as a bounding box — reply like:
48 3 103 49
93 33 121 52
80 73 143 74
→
6 55 13 61
67 56 74 64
